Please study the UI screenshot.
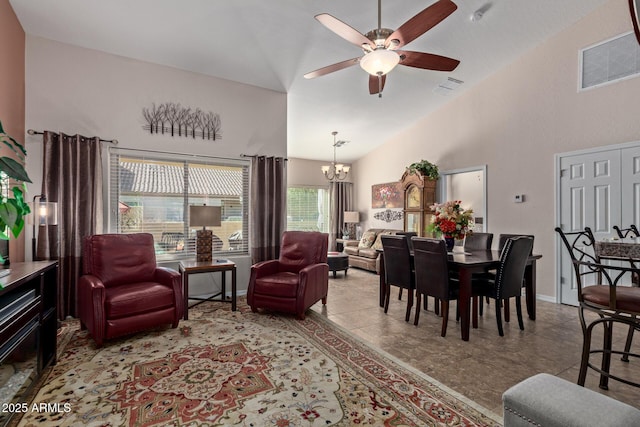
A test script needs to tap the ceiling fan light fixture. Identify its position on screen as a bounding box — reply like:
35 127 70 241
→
359 49 400 76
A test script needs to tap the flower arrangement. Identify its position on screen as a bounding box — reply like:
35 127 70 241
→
428 200 474 240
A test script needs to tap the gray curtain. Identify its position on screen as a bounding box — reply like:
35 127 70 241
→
329 181 353 251
250 156 287 264
39 132 103 319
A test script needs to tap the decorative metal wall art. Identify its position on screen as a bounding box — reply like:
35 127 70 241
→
374 209 403 223
142 102 222 141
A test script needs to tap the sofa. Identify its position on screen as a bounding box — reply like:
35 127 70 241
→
343 228 407 273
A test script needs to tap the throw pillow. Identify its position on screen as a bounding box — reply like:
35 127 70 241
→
358 230 377 248
372 231 393 250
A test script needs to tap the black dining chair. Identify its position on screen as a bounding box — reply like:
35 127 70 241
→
393 232 417 301
556 226 640 390
613 225 640 239
472 236 534 336
464 232 493 251
479 234 535 318
412 237 460 337
381 234 415 322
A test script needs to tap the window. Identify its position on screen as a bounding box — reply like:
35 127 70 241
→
109 148 249 260
580 32 640 90
286 187 329 232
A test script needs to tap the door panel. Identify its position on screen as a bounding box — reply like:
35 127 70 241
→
559 150 620 305
621 146 640 227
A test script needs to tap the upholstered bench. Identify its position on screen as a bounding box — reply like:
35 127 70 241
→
503 373 640 427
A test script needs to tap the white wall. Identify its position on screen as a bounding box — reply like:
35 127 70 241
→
352 0 640 300
23 36 287 293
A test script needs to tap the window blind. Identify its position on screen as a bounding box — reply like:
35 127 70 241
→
286 186 329 233
109 148 249 260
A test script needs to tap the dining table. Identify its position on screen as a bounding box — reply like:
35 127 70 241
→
378 249 542 341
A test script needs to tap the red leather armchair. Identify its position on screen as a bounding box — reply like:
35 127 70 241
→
78 233 183 347
248 231 329 319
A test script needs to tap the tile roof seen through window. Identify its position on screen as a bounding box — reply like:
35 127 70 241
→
119 161 242 196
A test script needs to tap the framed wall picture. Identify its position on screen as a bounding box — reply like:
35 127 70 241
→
371 182 402 208
631 0 640 44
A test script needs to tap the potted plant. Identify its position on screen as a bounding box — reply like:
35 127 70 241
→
0 120 32 263
407 159 439 180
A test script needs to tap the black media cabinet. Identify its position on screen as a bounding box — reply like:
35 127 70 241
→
0 261 58 427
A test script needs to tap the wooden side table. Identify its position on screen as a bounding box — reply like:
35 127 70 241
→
179 259 236 320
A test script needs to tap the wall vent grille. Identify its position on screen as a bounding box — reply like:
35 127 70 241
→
580 32 640 90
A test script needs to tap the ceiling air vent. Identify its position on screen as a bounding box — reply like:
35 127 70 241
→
580 32 640 90
432 77 463 96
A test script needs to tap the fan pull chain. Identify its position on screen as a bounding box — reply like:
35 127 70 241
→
377 73 383 98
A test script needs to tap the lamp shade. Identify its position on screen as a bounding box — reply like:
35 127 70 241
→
343 211 360 223
359 49 400 76
189 205 221 228
28 200 58 226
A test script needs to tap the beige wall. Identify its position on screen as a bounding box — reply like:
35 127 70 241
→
288 157 353 187
353 0 640 300
0 0 25 261
23 36 288 293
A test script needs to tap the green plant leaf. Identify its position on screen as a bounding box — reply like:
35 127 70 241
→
0 120 4 134
0 157 32 182
0 202 18 231
0 136 27 159
10 215 25 238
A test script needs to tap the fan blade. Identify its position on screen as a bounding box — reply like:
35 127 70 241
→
315 14 375 49
369 74 386 95
386 0 457 49
398 51 459 71
304 57 362 79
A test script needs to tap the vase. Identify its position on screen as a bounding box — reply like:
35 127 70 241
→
453 236 466 253
444 236 455 251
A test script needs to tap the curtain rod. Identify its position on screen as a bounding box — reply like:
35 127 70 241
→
240 154 288 161
27 129 118 144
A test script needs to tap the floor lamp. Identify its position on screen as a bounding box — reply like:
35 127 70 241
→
31 194 58 261
190 205 221 262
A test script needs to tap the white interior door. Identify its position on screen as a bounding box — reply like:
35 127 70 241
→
558 150 620 305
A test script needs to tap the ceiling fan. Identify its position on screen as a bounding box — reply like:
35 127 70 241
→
304 0 460 97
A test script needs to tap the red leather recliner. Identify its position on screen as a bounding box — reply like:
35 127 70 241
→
78 233 183 347
248 231 329 319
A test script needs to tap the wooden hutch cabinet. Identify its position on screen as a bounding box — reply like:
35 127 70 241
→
400 170 437 236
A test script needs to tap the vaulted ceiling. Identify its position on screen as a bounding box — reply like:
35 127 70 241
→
11 0 609 162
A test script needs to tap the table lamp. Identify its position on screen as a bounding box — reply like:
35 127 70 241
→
189 205 221 262
343 211 360 239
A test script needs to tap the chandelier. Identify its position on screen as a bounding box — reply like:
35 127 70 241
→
321 131 350 181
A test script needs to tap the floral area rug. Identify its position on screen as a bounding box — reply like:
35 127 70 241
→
18 300 501 426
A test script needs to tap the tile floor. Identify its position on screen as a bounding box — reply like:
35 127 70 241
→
309 267 640 415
